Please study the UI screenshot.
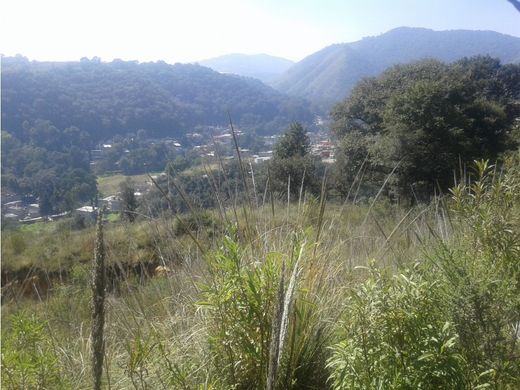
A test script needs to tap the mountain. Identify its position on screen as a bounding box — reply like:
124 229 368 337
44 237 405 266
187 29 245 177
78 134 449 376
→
1 56 313 141
274 27 520 111
198 53 294 83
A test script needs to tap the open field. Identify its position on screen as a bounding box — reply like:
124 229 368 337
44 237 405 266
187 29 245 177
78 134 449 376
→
2 159 519 389
97 172 163 196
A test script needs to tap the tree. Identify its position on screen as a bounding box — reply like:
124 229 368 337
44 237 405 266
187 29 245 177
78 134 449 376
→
270 123 321 198
119 179 138 222
2 121 97 214
331 57 520 201
331 131 373 199
273 122 310 159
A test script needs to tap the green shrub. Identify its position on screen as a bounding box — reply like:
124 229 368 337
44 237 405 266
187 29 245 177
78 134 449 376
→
1 312 69 389
173 212 220 237
429 159 520 387
198 228 330 389
8 232 26 255
198 231 279 388
327 264 469 389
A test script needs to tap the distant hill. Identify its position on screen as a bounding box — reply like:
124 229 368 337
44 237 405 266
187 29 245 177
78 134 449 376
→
274 27 520 111
1 56 313 141
198 53 294 83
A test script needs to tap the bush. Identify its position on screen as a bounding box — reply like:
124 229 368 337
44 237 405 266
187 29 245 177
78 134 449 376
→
429 159 520 387
198 229 331 389
198 231 280 388
173 212 220 237
327 264 469 389
328 158 520 389
1 312 69 389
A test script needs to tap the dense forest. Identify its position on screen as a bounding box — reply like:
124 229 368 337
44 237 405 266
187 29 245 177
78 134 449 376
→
1 121 97 215
0 55 313 214
2 55 519 217
1 55 313 141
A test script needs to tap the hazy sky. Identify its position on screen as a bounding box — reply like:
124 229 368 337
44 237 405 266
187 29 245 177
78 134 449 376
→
2 0 520 63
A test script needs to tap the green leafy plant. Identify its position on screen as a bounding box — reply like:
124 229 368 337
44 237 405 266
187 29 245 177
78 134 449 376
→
198 227 330 389
125 331 158 389
430 158 520 387
198 230 280 388
1 312 68 389
327 264 469 389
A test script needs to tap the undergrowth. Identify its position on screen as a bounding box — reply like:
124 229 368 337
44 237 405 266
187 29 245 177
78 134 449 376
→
1 156 519 389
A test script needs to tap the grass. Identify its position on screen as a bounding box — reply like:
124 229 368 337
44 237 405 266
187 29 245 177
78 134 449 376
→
180 162 220 176
97 171 162 197
105 212 120 223
1 157 519 389
0 198 441 388
18 220 58 234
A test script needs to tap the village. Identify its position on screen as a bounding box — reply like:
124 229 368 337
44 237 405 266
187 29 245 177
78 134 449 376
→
1 126 335 225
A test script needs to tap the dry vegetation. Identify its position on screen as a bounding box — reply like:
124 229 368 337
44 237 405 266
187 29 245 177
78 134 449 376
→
1 155 519 389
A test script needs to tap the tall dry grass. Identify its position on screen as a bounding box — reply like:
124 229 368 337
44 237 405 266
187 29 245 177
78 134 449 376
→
3 152 518 389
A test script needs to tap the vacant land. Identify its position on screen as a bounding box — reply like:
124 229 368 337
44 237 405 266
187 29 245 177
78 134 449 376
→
97 172 162 196
2 157 519 389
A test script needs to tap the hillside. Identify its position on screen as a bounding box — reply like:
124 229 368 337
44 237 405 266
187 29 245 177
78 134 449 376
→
198 53 294 83
275 27 520 110
1 56 313 141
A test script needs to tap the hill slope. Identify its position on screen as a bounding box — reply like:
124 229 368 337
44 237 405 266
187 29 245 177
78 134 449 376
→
198 53 294 83
1 56 313 141
275 27 520 110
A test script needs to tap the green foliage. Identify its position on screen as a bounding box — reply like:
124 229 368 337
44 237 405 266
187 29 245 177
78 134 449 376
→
8 232 27 254
2 153 519 389
273 122 310 159
1 312 68 389
429 158 520 387
328 264 469 389
332 57 520 201
331 131 378 200
120 178 138 223
1 120 97 214
2 56 313 141
173 212 220 237
270 122 322 198
199 229 330 389
199 232 280 388
328 159 520 389
124 331 158 389
55 212 93 231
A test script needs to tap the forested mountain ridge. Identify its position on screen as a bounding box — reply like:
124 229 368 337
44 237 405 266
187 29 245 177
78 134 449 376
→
1 56 313 141
198 53 294 83
275 27 520 110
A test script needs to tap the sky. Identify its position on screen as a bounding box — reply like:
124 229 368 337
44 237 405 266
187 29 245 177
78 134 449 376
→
2 0 520 64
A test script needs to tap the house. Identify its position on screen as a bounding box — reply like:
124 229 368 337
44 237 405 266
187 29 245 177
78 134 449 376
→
99 195 121 212
76 206 97 219
27 204 40 218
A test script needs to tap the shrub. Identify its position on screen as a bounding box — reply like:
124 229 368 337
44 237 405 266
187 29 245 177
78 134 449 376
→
198 228 330 389
327 264 469 389
1 312 68 389
429 158 520 387
198 231 280 388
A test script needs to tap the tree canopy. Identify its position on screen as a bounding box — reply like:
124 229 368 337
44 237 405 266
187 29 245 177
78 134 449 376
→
1 56 314 142
1 120 97 214
270 122 321 197
331 56 520 201
273 122 311 159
